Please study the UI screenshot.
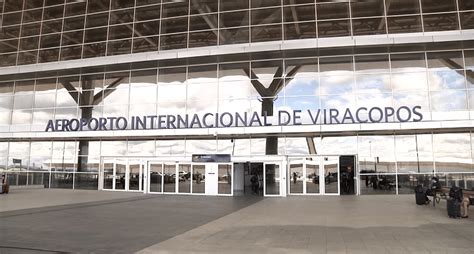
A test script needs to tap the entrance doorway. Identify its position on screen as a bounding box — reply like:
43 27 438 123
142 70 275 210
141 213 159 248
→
146 161 233 196
339 155 356 195
102 158 145 192
288 156 343 195
232 160 284 197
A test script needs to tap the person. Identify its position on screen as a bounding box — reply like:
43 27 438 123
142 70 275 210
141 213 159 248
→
293 172 297 184
461 195 473 218
0 174 4 194
347 166 354 194
250 174 259 195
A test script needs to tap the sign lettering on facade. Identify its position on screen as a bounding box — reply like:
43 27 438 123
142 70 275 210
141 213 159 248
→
45 106 423 132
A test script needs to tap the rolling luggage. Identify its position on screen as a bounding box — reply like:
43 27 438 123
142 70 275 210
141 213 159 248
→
415 185 427 205
447 198 461 218
449 186 463 202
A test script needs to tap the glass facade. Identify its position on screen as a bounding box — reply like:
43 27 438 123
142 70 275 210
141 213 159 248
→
0 49 473 132
0 0 473 196
1 0 473 67
1 133 474 193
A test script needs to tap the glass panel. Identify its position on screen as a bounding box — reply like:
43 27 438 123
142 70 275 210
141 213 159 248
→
103 161 114 189
289 162 303 194
51 173 73 189
387 16 422 34
218 164 232 194
318 20 350 38
129 161 142 191
324 157 338 194
387 0 420 15
358 136 396 173
396 134 434 174
265 163 280 195
163 163 176 193
360 174 396 195
178 164 191 193
423 13 459 32
192 164 205 194
317 3 349 20
397 173 434 194
251 25 282 43
74 173 98 190
115 160 126 190
436 173 474 190
150 163 163 193
27 172 50 188
433 133 472 172
306 162 319 194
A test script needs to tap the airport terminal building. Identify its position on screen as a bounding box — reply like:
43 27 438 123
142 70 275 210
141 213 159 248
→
0 0 473 197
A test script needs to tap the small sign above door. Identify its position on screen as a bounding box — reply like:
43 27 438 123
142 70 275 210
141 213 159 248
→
192 154 231 163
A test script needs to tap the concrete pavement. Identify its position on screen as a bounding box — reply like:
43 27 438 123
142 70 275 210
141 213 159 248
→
1 189 473 253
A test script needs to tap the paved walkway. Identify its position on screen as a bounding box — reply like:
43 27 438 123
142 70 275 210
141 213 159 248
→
1 190 473 253
0 189 144 212
0 189 260 254
138 196 474 254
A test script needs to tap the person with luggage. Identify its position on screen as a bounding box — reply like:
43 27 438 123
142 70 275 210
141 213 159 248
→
415 184 430 205
447 185 463 218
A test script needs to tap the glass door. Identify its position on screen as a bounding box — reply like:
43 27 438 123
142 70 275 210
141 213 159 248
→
288 158 319 195
192 164 205 194
306 159 320 194
103 159 114 190
289 160 304 194
148 162 163 193
163 163 176 193
322 156 340 195
128 160 144 192
114 159 127 190
217 164 233 196
264 162 282 196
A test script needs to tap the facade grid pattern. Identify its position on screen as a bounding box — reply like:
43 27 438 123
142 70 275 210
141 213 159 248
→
0 0 473 67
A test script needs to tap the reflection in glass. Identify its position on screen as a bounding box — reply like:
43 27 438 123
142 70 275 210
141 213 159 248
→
178 164 191 193
265 163 279 195
218 164 232 195
324 157 339 194
150 163 163 193
192 165 205 194
129 161 142 191
115 160 126 190
397 173 434 194
433 133 472 173
74 173 98 190
358 136 396 173
163 164 176 193
289 162 303 194
103 161 113 189
51 173 73 189
436 173 474 190
306 162 319 194
360 174 396 195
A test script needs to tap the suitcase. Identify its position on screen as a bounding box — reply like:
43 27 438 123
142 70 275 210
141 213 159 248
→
416 191 427 205
415 185 427 205
447 198 461 218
